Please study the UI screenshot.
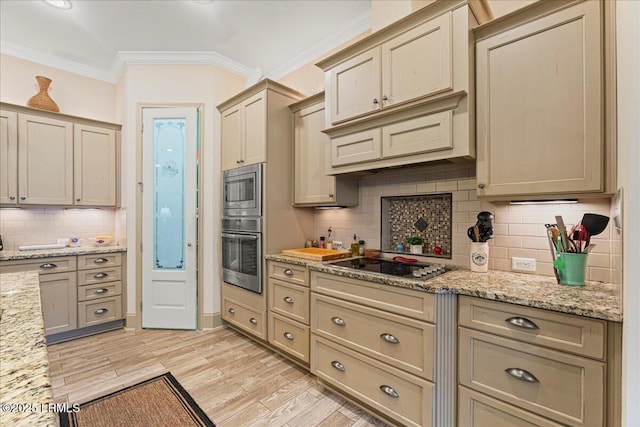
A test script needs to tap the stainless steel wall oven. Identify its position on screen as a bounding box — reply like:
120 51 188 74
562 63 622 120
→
222 163 262 217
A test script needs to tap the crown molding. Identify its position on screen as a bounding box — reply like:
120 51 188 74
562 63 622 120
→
264 10 371 81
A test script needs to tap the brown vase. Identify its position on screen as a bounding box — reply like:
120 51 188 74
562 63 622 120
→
27 76 60 112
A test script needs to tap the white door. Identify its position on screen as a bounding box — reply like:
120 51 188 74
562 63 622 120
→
142 107 198 329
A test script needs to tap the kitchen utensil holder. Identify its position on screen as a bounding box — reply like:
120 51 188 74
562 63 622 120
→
470 242 489 273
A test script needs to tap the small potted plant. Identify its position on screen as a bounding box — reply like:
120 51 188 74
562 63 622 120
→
407 236 424 254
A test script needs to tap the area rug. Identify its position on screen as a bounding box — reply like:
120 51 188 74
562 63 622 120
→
59 372 215 427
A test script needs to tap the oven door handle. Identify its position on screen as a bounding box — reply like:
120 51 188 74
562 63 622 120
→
222 232 258 241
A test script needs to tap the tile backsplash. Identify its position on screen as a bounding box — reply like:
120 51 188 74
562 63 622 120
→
0 208 118 251
313 163 617 283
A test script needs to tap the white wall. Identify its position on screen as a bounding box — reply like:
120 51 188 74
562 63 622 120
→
116 64 244 318
617 1 640 424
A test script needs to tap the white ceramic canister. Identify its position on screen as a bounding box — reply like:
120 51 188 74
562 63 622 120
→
470 242 489 273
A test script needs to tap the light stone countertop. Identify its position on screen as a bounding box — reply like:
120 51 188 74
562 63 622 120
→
0 245 127 261
266 254 622 322
0 271 57 427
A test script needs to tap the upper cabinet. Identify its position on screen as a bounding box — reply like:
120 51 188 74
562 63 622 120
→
0 103 121 207
317 0 478 175
474 0 616 200
218 79 304 171
289 93 358 207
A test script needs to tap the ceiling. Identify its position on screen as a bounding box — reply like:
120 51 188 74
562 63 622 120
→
0 0 371 83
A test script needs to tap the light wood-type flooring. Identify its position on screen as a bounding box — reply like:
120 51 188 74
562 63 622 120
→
47 327 392 426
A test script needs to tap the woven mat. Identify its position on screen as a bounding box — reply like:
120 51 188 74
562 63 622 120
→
59 372 215 427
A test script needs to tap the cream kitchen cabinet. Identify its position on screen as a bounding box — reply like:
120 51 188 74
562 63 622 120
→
219 79 304 171
316 1 477 174
0 110 18 204
289 93 358 207
474 0 616 200
458 295 622 427
0 103 121 207
222 281 267 341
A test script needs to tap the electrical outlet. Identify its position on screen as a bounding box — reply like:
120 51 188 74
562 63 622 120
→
512 257 536 272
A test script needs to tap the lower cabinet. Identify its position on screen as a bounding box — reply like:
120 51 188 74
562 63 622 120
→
221 281 267 341
458 295 620 427
0 252 126 341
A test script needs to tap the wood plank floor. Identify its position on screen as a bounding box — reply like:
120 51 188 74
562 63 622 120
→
47 327 392 427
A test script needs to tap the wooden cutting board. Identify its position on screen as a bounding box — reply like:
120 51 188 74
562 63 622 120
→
281 248 352 261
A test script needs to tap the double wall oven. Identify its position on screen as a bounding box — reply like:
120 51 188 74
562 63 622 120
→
222 163 263 293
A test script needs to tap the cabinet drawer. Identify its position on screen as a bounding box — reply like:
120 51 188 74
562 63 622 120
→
78 295 122 328
0 256 76 275
458 296 606 359
311 271 435 321
268 312 309 363
459 327 605 426
311 335 433 427
78 266 122 286
268 261 309 287
381 111 452 159
221 281 265 311
312 293 434 380
331 128 381 166
269 279 310 324
78 281 122 302
222 296 266 340
77 252 122 270
459 386 564 427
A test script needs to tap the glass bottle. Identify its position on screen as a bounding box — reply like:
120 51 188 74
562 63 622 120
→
319 236 326 248
326 227 333 250
350 234 360 256
358 240 365 256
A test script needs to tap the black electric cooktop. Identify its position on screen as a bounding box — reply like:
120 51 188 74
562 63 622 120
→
331 257 453 280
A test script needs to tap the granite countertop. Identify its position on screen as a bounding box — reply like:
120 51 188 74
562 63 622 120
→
0 271 57 426
266 254 623 322
0 245 127 261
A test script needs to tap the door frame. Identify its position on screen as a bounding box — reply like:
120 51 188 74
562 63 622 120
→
133 103 204 330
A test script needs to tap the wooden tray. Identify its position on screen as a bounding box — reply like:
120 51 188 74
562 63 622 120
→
281 248 352 261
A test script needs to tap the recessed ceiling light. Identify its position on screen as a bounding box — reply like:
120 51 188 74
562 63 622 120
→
43 0 72 10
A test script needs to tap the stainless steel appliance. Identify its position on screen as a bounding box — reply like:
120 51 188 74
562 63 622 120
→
222 217 262 293
223 163 262 217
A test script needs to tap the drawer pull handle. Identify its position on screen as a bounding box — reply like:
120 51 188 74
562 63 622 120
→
94 273 109 279
40 263 57 269
284 269 294 276
249 317 258 325
94 258 108 264
380 333 400 344
331 316 346 326
380 385 400 398
283 296 294 304
331 361 345 372
505 368 539 383
283 332 294 340
94 308 109 315
228 308 236 314
506 316 539 330
94 288 108 294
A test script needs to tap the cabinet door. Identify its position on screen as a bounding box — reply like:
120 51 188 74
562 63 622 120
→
0 110 18 204
17 114 73 205
381 111 452 159
221 104 243 171
329 47 381 124
74 124 117 206
294 101 336 205
242 90 267 166
475 1 602 198
331 128 381 167
39 271 77 335
381 12 452 107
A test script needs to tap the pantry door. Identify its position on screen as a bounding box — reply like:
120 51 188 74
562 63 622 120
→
142 107 198 329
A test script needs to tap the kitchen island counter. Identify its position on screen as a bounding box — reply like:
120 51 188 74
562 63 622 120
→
0 271 57 426
266 254 622 322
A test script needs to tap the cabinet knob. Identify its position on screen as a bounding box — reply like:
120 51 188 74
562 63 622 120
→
380 333 400 344
40 263 57 269
249 317 258 325
373 98 379 104
505 368 539 383
331 360 346 372
283 332 294 340
331 316 346 326
76 198 81 202
9 196 15 200
236 160 241 164
382 95 388 101
228 308 236 314
328 193 334 198
380 385 400 398
94 273 108 279
505 316 539 330
94 308 109 315
94 258 108 264
283 296 294 304
94 288 108 294
20 196 26 200
283 269 293 276
478 182 486 189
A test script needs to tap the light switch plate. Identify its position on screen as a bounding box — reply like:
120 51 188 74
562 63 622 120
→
512 257 536 272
